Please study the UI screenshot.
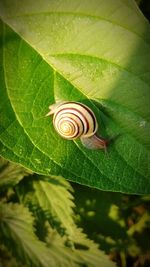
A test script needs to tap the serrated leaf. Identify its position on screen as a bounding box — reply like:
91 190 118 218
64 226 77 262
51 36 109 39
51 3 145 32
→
0 244 26 267
46 223 116 267
0 157 31 188
32 176 75 238
71 227 116 267
0 202 79 267
0 0 150 194
0 202 115 267
17 175 116 266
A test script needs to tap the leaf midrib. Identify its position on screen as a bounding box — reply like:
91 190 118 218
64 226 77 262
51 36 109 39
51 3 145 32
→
2 17 150 95
4 11 150 46
35 181 74 231
6 219 53 266
48 53 150 90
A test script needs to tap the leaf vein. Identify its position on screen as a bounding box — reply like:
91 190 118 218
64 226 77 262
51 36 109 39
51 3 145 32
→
6 11 150 45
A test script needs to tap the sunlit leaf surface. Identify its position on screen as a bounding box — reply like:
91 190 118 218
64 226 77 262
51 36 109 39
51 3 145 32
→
0 0 150 194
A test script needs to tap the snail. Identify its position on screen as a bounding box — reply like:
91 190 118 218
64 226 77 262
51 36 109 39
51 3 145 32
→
46 101 108 151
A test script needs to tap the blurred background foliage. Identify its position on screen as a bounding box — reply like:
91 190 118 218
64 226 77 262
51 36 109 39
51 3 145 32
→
73 183 150 267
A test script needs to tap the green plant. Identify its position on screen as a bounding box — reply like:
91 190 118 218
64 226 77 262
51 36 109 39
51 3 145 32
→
0 158 150 267
73 183 150 267
0 0 150 266
0 157 116 267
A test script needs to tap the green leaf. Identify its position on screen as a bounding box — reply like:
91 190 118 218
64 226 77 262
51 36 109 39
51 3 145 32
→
0 202 115 267
32 176 75 238
45 222 116 267
17 175 75 239
73 183 150 258
0 244 25 267
18 175 116 266
73 183 128 251
19 175 101 242
0 202 76 267
0 157 31 188
0 0 150 194
70 227 116 267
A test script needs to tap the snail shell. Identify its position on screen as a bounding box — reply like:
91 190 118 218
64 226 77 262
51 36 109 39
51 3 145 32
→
46 101 107 151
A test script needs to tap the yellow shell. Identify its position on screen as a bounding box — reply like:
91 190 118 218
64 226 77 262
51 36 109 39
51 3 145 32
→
48 102 98 140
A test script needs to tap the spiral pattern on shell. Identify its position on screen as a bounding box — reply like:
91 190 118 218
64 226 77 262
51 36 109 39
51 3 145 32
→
52 102 98 140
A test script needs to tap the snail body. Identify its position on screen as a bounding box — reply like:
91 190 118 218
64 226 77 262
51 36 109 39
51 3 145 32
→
46 101 107 151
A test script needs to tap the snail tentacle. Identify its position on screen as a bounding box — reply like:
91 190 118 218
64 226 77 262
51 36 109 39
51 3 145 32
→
46 102 64 116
